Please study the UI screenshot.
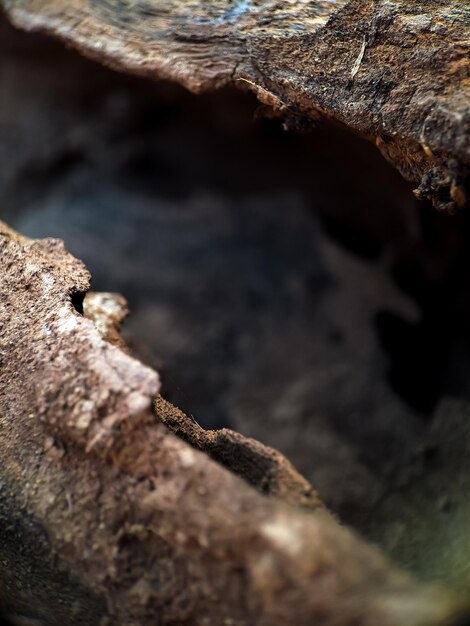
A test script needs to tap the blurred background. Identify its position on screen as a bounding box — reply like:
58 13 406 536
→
2 13 470 589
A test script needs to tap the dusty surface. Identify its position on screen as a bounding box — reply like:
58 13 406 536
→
2 221 467 625
2 14 470 553
1 15 470 623
1 0 469 210
0 16 422 522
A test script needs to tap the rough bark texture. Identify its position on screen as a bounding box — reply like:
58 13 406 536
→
0 221 469 625
0 4 469 624
1 0 469 211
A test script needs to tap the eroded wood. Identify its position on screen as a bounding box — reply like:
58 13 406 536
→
1 0 469 210
0 222 468 625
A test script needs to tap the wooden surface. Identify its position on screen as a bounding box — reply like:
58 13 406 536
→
0 3 469 623
1 0 469 210
0 221 467 625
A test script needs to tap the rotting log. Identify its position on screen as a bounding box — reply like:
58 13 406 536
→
0 223 469 625
1 0 469 211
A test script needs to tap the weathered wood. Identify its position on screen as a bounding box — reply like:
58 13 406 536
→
155 395 322 511
0 221 468 625
1 0 469 211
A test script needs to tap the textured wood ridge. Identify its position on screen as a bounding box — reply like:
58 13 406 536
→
1 0 469 211
0 222 468 625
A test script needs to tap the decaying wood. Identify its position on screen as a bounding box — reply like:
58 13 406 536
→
1 0 469 211
83 293 323 511
0 221 469 625
155 395 322 511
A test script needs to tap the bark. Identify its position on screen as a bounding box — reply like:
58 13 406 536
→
0 221 468 625
1 0 469 211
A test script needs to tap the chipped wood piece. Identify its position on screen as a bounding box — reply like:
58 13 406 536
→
0 221 468 625
1 0 469 211
155 395 323 511
84 296 323 510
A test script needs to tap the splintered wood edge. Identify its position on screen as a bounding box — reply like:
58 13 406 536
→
1 0 469 211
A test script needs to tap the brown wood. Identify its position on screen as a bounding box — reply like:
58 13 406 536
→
0 2 470 624
1 0 469 211
0 222 468 625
